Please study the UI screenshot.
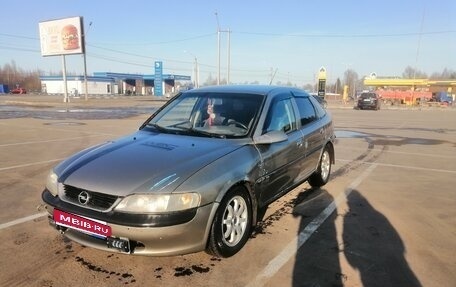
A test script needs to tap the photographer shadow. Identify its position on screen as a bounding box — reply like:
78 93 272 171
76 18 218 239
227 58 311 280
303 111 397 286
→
291 188 422 287
291 188 344 287
342 190 422 287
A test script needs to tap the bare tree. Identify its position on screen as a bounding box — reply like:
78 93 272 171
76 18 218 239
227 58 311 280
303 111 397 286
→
302 83 313 92
203 74 217 86
0 60 42 91
430 68 456 80
402 66 427 79
344 69 358 98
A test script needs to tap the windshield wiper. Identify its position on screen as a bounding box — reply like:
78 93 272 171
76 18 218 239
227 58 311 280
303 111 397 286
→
189 128 226 139
146 123 169 133
147 122 225 138
173 125 225 139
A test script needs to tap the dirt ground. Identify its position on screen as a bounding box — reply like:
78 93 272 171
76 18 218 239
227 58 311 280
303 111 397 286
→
0 94 455 286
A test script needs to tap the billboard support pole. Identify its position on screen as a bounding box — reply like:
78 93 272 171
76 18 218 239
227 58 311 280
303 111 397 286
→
83 52 88 101
62 55 69 110
82 18 89 101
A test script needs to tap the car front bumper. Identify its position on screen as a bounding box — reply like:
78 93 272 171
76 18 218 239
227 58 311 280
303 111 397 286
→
42 189 217 256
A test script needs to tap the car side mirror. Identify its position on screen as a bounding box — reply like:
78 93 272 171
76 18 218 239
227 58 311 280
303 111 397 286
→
253 130 288 145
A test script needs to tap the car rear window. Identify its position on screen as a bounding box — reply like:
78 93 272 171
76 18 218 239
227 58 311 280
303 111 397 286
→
295 97 317 126
360 93 377 99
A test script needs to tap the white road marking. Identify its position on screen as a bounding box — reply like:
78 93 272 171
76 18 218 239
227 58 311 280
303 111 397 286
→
0 212 48 231
0 158 65 172
246 163 378 287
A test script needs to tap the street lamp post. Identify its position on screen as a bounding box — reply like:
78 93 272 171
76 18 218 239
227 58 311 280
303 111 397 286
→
215 12 230 85
227 29 230 84
184 50 199 88
216 12 221 85
194 56 199 88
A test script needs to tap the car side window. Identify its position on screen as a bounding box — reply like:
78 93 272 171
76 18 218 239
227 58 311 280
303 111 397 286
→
263 98 297 134
308 96 326 118
295 97 317 126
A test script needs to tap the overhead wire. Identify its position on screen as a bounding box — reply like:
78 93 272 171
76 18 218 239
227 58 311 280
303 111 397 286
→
1 29 454 81
234 30 456 38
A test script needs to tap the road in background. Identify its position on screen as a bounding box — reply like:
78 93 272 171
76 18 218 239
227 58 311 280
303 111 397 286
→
0 97 455 286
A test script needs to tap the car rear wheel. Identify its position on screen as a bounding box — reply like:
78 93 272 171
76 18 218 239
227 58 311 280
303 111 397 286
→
207 186 252 258
308 146 332 188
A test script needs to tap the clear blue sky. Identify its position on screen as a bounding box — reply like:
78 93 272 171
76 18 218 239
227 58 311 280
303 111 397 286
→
0 0 454 86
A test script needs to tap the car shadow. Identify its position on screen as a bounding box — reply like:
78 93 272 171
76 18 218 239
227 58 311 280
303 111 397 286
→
291 188 422 287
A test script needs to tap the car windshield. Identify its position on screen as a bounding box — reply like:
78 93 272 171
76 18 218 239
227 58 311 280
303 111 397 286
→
143 92 264 138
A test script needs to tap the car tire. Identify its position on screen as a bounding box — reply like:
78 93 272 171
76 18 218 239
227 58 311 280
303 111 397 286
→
308 146 332 188
206 186 252 258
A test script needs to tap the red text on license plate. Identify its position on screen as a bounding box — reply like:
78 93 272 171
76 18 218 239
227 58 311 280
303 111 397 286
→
53 209 112 237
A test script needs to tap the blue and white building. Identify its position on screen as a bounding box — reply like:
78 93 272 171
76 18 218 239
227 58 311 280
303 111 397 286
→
40 71 191 96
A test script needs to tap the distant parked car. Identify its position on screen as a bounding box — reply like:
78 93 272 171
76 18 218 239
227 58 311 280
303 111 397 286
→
11 88 27 94
42 85 336 258
357 92 380 110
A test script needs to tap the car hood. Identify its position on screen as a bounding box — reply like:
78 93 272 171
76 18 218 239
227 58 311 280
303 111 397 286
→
57 130 244 196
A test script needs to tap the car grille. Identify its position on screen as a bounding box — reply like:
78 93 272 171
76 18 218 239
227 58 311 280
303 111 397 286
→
63 185 118 210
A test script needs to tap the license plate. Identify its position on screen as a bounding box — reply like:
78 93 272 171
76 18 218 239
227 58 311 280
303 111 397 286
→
53 209 112 237
363 99 371 102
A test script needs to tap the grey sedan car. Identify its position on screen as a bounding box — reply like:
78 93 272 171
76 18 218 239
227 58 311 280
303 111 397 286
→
42 85 335 258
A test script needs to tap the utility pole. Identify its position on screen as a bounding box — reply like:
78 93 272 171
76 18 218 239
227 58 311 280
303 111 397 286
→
185 50 199 88
227 29 231 84
215 12 230 85
215 11 221 85
194 56 199 88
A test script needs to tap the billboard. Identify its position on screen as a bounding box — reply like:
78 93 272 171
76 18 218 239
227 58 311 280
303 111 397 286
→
39 16 84 56
318 66 327 98
154 61 163 96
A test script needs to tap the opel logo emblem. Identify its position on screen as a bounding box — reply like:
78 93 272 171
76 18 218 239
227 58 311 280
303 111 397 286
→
78 191 90 205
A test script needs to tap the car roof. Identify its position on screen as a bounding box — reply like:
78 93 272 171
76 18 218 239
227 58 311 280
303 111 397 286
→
184 85 307 96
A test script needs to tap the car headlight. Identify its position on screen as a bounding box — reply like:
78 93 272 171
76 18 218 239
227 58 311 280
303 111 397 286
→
46 169 59 196
114 193 200 213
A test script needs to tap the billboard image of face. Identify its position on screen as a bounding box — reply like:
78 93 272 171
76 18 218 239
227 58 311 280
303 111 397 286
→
39 16 84 56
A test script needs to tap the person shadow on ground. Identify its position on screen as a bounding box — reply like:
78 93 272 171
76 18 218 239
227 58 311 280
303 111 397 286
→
291 188 344 287
291 188 422 287
343 190 422 287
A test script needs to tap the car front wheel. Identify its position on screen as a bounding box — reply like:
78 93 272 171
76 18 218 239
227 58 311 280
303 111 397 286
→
207 186 252 258
308 146 332 188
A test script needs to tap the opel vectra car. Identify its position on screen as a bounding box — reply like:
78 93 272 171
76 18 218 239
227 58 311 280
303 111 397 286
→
42 85 335 258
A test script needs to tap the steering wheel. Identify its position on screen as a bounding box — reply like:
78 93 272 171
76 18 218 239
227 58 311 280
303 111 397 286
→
227 119 248 130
